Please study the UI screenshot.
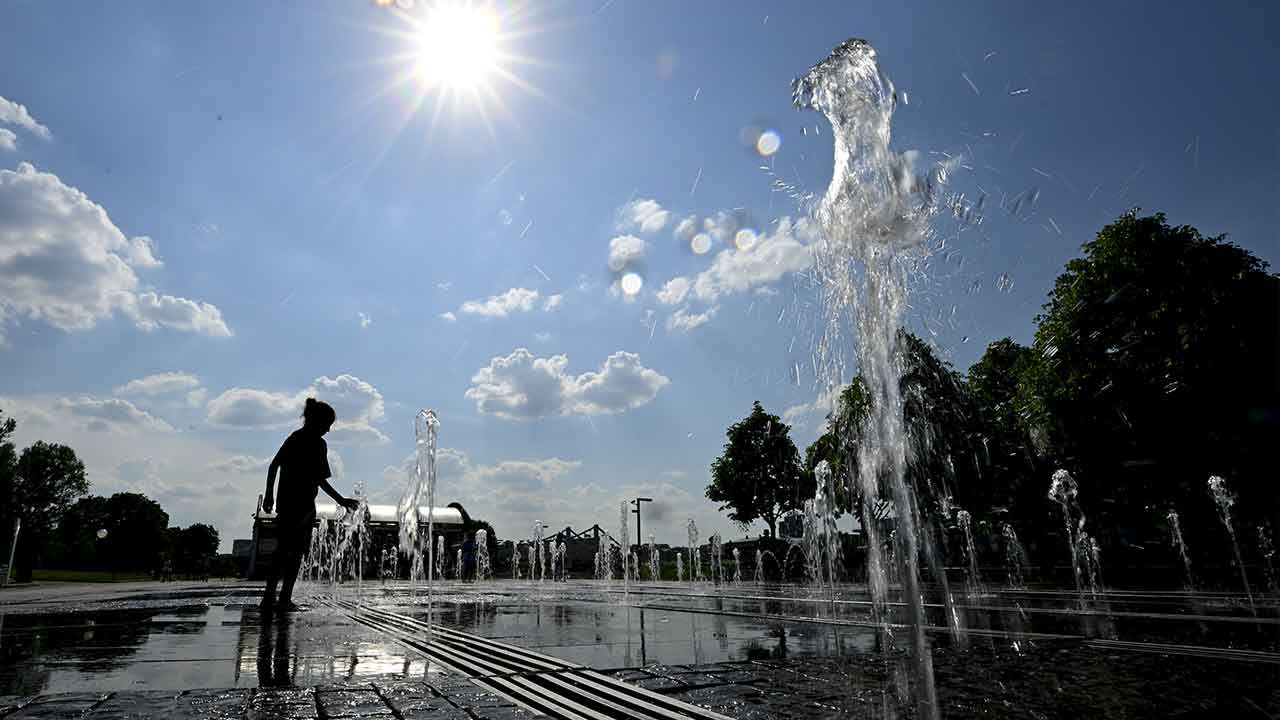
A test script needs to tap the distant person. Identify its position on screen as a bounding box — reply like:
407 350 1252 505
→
260 398 359 613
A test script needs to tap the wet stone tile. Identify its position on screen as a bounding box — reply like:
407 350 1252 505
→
314 690 391 718
631 675 686 692
0 697 30 716
466 706 538 720
175 689 251 719
670 672 723 687
6 693 108 719
610 669 652 681
248 689 318 720
87 691 179 719
395 698 470 720
708 669 762 684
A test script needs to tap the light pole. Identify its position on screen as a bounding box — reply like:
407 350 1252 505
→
630 498 652 554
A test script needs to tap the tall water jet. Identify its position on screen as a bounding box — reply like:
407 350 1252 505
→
687 519 700 582
1001 524 1029 589
1166 509 1195 590
527 544 537 581
956 509 984 595
676 552 684 582
400 409 440 635
435 535 445 581
1259 523 1278 595
1049 469 1090 599
794 38 949 718
710 533 723 586
648 534 659 581
1208 475 1254 611
532 521 545 581
732 548 742 584
620 502 631 601
754 548 765 583
475 529 490 581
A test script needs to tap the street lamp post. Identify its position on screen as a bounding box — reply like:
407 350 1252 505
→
630 498 653 555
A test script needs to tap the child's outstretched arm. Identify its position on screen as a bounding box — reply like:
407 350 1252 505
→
320 479 360 511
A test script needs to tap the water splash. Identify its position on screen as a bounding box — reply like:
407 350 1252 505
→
400 409 439 635
793 38 953 718
1208 476 1254 611
1001 523 1029 589
710 533 723 586
475 529 490 581
532 521 546 582
1048 469 1097 600
676 551 684 582
620 502 631 602
687 519 701 582
512 540 521 580
1259 522 1278 595
732 547 742 584
956 509 984 595
648 534 659 581
1166 509 1195 590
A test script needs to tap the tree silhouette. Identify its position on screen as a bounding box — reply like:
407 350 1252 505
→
707 401 809 537
11 441 88 581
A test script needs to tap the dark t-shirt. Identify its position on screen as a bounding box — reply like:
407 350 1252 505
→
273 429 331 517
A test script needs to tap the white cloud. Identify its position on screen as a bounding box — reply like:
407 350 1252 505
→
465 348 670 421
616 198 670 234
436 281 452 291
459 287 539 318
690 216 816 301
207 454 270 476
655 276 691 306
673 215 698 241
128 292 231 337
186 388 209 407
56 396 174 433
205 373 388 446
205 387 298 429
533 332 552 343
607 234 647 272
439 311 457 323
660 469 688 479
542 294 563 312
0 96 52 140
0 129 15 152
115 371 201 397
0 163 231 344
357 311 372 329
666 305 718 332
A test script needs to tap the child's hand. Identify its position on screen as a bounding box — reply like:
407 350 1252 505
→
340 497 360 512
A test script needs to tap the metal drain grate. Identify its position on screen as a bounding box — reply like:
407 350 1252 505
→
319 598 737 720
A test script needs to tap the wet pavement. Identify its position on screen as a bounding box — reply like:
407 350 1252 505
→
1 579 1277 718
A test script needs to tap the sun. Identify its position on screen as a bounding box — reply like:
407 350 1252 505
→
412 3 502 91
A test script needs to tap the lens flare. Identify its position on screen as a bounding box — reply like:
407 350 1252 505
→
620 272 644 296
690 233 712 255
756 130 782 156
414 4 501 90
734 228 758 250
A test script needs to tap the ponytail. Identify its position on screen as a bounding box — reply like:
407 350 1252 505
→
302 397 337 427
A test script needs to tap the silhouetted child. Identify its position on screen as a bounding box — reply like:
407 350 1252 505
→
260 398 358 613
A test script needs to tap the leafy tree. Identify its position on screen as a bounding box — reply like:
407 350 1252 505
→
11 441 88 581
55 493 170 574
172 523 220 578
707 401 810 537
54 495 112 569
0 410 18 577
1017 210 1280 539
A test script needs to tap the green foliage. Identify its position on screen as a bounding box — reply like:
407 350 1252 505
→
55 492 171 573
707 401 810 537
11 441 88 581
1017 210 1279 536
166 523 221 578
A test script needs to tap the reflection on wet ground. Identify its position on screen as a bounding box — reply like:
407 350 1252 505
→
1 579 1277 717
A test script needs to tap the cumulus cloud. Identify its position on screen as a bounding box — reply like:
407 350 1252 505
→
115 371 201 396
690 216 816 301
205 374 389 445
440 311 457 323
465 348 670 420
542 294 563 312
0 129 15 152
606 234 647 272
0 163 231 344
533 332 552 343
56 396 174 433
0 96 52 140
357 311 371 329
666 305 718 332
615 198 670 234
655 276 691 306
207 454 270 476
461 287 538 318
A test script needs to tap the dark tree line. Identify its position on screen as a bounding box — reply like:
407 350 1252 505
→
0 412 222 581
707 211 1279 577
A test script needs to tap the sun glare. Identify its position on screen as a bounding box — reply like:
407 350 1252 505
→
413 4 502 91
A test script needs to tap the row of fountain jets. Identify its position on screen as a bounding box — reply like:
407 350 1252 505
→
300 463 1277 612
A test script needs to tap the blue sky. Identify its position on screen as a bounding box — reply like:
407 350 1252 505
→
2 1 1276 550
